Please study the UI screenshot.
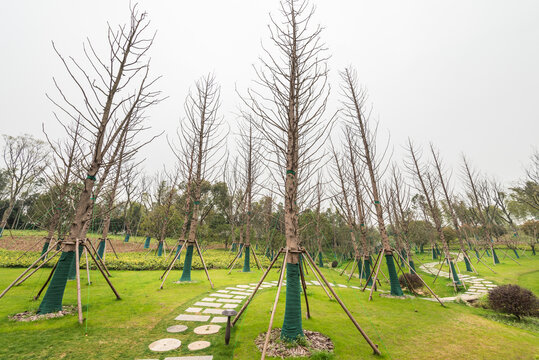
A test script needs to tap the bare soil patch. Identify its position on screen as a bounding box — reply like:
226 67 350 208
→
9 305 76 322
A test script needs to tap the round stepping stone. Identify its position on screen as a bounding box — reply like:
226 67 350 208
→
148 338 181 352
188 340 211 351
167 325 188 333
194 324 221 335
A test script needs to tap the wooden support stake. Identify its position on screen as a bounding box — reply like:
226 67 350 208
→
261 248 288 360
14 249 62 287
339 260 352 276
194 238 213 289
361 248 382 292
85 247 91 285
299 253 310 319
368 249 385 301
303 250 381 356
84 244 121 299
87 239 112 277
251 246 263 270
232 249 283 326
75 239 83 324
33 260 59 300
160 244 184 289
106 238 119 259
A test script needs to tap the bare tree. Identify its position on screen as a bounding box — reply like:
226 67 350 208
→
339 66 404 297
240 0 333 341
36 5 162 317
0 134 49 235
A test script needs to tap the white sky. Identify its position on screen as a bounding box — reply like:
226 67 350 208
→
1 0 537 190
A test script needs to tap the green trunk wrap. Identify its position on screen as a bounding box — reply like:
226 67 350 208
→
467 241 473 250
420 244 424 253
432 248 438 259
364 258 372 285
124 234 130 242
464 255 472 271
67 244 84 280
265 247 270 259
513 249 519 259
449 261 461 285
242 245 251 272
231 243 237 252
485 249 491 257
97 239 106 259
180 244 194 282
357 259 362 277
38 251 74 314
532 247 536 255
409 260 416 273
0 228 3 237
41 241 50 256
144 236 151 249
176 244 183 259
435 244 441 256
281 262 304 341
239 243 244 258
157 241 164 257
318 252 323 267
492 248 499 264
475 250 480 259
385 254 403 296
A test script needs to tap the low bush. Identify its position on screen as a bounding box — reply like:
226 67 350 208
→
398 273 423 290
488 284 538 320
331 260 338 268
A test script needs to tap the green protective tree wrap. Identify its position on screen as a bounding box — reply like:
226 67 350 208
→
281 262 304 341
357 258 363 277
513 249 519 259
38 251 74 314
180 244 194 282
271 249 275 261
409 260 416 273
432 248 438 259
242 245 251 272
157 241 164 257
231 243 237 252
256 243 258 250
449 261 461 285
124 234 130 243
492 248 500 264
485 249 491 257
532 247 536 256
364 258 372 285
467 241 473 250
435 244 441 256
318 252 323 267
475 249 480 260
97 239 106 259
67 244 84 280
265 247 270 259
144 236 151 249
464 255 472 272
385 254 404 296
41 241 50 256
0 228 3 237
239 243 244 258
420 244 424 253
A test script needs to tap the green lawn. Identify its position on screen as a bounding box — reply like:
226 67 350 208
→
0 250 537 360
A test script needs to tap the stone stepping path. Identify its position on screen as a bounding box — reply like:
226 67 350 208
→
419 253 498 302
139 276 367 359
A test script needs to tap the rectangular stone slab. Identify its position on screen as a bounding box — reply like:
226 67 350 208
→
201 298 216 302
185 307 203 313
233 295 247 299
194 302 223 308
211 316 228 323
223 303 239 309
210 293 234 298
164 356 213 360
216 299 241 303
216 290 230 293
174 314 211 322
203 308 226 314
229 291 252 296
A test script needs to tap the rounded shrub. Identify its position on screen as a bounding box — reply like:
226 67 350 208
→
488 284 538 320
398 273 423 290
331 260 338 268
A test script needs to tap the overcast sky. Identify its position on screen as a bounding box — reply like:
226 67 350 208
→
1 0 537 190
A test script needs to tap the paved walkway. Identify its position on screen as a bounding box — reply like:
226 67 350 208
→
137 256 498 359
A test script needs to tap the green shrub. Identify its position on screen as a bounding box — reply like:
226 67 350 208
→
398 273 423 290
488 284 538 320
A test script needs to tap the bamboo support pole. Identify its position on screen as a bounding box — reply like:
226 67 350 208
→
232 249 283 326
303 250 381 356
87 239 112 277
299 253 310 319
261 249 288 360
367 249 384 301
85 247 91 285
14 249 62 287
160 244 185 289
194 238 213 289
361 248 382 292
107 238 119 259
84 244 121 299
303 251 333 301
33 260 59 300
75 239 83 324
251 246 263 270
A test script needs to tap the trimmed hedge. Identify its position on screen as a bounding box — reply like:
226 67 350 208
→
0 249 274 271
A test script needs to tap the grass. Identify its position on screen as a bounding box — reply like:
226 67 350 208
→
0 235 537 359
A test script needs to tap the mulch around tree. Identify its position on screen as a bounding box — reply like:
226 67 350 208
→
9 305 76 322
255 328 334 358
